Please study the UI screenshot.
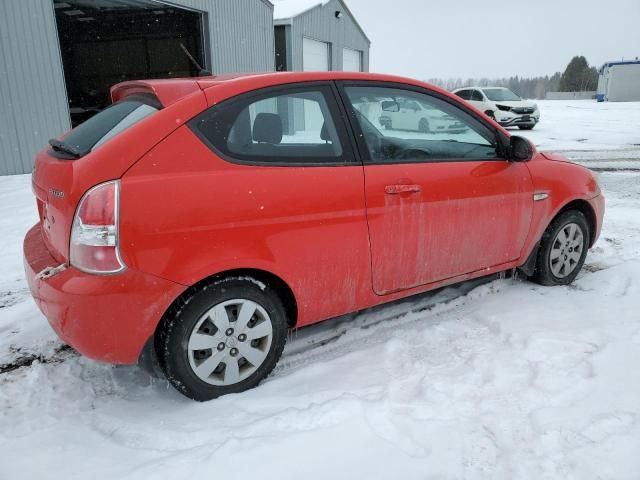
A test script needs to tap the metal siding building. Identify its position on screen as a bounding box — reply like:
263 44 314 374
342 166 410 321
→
0 1 70 176
176 0 275 73
0 0 275 176
597 60 640 102
273 0 370 72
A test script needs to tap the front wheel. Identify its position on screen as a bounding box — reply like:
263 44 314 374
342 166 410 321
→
157 278 288 401
532 210 590 286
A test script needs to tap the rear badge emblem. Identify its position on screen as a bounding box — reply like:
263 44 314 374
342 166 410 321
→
48 188 65 198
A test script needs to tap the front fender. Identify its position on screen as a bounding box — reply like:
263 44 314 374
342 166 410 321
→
519 153 604 262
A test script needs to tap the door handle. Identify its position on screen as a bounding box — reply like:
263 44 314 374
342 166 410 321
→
385 184 421 195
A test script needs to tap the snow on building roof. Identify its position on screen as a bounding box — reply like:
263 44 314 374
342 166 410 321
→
599 59 640 73
272 0 330 20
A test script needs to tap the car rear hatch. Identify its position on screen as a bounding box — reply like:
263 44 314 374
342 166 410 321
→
32 79 207 264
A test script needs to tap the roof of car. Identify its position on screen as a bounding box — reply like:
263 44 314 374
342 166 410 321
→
112 72 449 106
193 71 411 88
453 86 507 92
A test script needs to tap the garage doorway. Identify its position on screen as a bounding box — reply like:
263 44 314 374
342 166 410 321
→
54 0 207 126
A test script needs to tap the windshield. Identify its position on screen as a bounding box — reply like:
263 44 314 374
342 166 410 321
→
483 88 521 102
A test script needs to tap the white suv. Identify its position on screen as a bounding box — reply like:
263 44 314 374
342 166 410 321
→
452 87 540 130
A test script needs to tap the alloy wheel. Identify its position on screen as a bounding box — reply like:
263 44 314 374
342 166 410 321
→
549 222 584 278
187 299 273 386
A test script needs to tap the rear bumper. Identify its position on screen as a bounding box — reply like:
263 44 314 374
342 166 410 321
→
23 224 185 364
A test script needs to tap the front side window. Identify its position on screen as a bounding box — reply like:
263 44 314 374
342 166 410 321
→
345 85 499 163
190 86 346 164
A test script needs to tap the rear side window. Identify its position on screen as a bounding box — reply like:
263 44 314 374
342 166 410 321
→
471 90 484 101
54 97 159 158
455 90 470 100
189 85 350 165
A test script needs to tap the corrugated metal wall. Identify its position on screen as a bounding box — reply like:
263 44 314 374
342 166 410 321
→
0 1 71 176
170 0 275 73
289 0 370 72
0 0 275 175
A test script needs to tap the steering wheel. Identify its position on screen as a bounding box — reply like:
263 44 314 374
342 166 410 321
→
397 148 432 161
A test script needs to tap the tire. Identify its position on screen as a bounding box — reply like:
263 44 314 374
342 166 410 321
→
484 110 495 119
384 120 392 130
532 210 590 286
519 125 535 130
418 118 430 133
156 277 288 401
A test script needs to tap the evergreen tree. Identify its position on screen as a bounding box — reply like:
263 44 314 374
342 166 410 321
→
559 56 599 91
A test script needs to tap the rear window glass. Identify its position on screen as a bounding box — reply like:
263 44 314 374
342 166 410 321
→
56 99 159 157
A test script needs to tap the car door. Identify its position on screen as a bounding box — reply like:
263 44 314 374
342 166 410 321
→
340 82 534 295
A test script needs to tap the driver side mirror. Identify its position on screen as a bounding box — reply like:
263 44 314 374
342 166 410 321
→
509 135 533 161
381 100 400 112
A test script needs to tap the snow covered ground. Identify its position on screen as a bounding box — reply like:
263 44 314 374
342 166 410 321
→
1 100 640 479
517 100 640 152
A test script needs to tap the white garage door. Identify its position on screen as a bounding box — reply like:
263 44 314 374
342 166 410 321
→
303 37 330 71
342 48 362 72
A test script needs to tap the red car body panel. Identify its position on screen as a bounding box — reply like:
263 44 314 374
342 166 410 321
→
122 126 372 323
23 72 604 364
24 225 184 363
363 160 534 294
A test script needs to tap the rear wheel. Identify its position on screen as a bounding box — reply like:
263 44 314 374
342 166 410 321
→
532 210 590 286
157 278 288 401
418 118 430 133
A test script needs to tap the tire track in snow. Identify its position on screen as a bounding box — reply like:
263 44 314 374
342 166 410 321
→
0 344 75 374
273 276 509 379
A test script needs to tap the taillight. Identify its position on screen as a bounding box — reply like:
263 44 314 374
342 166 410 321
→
70 180 126 274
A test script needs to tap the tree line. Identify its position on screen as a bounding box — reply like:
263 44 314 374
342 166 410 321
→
426 56 600 99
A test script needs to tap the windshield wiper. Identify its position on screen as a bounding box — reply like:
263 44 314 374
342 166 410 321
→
48 139 83 159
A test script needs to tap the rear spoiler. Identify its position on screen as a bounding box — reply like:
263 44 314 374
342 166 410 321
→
110 79 203 107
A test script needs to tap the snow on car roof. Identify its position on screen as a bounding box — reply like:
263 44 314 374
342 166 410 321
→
272 0 330 20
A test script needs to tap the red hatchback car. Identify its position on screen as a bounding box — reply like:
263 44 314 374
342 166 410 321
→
24 72 604 400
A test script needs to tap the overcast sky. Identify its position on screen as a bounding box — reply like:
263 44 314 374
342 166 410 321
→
345 0 640 80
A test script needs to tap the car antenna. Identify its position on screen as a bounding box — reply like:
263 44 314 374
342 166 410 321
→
180 43 211 77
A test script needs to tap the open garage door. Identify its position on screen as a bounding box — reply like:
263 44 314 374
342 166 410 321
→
302 37 330 71
54 0 206 126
